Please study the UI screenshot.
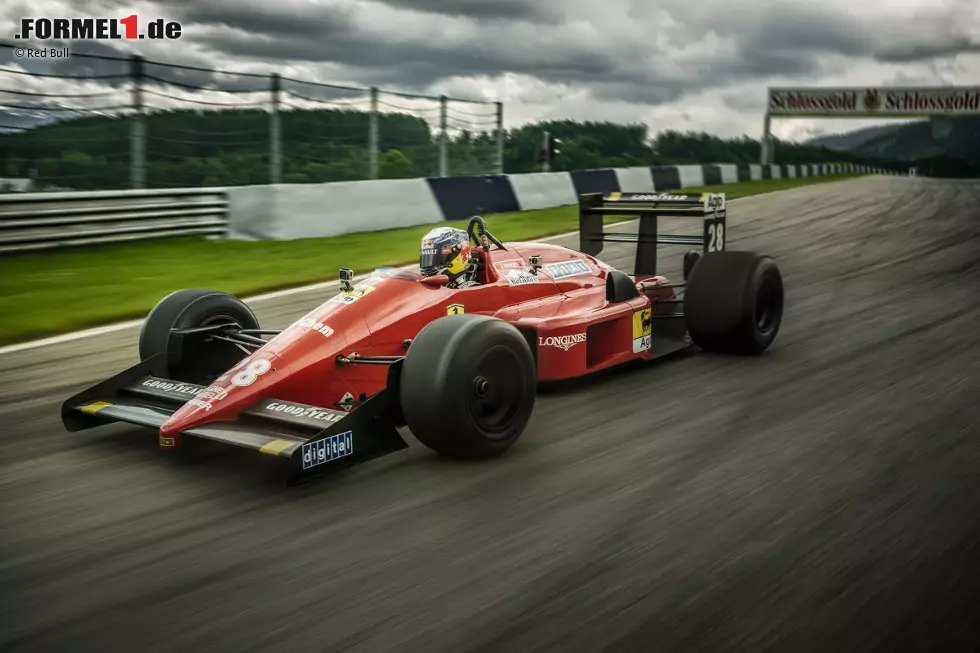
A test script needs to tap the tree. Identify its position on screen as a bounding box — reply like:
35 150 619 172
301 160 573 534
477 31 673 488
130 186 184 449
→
0 107 896 190
380 149 414 179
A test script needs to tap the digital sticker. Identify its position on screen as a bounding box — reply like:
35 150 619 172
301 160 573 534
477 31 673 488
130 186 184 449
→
301 431 354 469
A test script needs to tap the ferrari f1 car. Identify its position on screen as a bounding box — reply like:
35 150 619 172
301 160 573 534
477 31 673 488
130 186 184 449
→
62 191 784 484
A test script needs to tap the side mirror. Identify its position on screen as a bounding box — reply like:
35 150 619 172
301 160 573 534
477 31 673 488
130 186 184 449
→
420 274 450 287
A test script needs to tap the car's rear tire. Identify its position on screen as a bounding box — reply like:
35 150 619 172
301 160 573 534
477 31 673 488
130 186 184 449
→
684 251 784 355
138 288 260 383
399 314 536 459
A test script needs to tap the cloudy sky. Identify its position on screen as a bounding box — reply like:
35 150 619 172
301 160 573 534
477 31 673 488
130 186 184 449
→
2 0 979 141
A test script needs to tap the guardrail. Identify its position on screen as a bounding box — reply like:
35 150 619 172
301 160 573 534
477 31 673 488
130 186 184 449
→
0 188 228 254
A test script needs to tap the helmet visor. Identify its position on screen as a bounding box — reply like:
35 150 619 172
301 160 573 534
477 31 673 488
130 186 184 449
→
420 245 453 275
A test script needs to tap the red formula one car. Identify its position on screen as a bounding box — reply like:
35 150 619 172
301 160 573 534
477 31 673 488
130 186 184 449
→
62 191 783 484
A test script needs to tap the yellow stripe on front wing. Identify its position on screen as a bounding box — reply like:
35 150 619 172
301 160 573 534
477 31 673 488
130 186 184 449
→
80 401 112 415
259 439 295 456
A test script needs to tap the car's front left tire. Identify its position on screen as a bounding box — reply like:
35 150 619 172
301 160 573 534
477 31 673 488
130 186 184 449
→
399 314 537 459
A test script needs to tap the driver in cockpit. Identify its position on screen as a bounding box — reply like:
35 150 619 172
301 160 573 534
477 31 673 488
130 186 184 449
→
419 226 480 288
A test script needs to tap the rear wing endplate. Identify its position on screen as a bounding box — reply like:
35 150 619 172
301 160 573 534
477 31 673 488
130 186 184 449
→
578 191 726 276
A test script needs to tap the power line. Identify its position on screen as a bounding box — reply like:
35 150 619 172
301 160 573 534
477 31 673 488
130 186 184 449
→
0 66 126 80
0 102 126 112
282 89 370 106
0 88 119 98
142 74 267 94
142 88 267 108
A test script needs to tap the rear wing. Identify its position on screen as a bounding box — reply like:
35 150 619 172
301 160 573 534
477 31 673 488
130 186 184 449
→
578 192 726 276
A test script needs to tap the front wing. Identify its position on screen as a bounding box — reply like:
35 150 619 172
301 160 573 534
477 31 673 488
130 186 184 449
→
61 353 408 485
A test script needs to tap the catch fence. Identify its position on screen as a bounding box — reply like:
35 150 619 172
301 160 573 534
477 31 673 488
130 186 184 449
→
0 46 504 192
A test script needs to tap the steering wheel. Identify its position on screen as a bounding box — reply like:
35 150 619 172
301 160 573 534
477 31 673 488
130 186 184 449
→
466 215 506 252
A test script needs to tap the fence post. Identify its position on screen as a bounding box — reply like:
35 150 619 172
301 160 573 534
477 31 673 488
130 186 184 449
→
369 87 379 179
760 113 772 165
439 95 448 177
269 73 281 184
129 55 145 189
494 101 504 174
542 130 550 172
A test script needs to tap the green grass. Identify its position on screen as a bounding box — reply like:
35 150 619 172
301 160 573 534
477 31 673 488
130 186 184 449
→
0 173 863 344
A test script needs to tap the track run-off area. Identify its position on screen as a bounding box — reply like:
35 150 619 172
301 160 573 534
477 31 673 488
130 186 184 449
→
2 176 980 652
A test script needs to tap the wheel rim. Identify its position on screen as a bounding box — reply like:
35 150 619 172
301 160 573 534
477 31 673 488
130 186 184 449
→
466 345 525 439
755 277 779 334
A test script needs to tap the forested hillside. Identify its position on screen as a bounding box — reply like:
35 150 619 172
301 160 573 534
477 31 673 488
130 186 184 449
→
807 123 912 151
0 108 878 190
807 117 980 177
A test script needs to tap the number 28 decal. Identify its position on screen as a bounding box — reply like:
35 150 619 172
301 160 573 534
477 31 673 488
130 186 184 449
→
217 357 273 387
707 222 725 252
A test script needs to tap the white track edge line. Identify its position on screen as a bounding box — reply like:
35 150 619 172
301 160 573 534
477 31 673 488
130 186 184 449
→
0 182 859 356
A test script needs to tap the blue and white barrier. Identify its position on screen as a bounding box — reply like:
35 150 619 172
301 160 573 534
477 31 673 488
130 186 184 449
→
226 161 881 241
0 161 889 251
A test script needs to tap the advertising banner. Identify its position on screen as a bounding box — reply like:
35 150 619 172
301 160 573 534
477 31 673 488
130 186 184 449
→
767 87 980 117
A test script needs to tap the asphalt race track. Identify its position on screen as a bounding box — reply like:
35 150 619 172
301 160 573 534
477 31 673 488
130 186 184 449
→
3 176 980 652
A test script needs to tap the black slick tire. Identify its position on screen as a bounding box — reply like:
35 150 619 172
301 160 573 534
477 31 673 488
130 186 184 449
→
684 251 784 355
138 288 260 383
399 314 536 459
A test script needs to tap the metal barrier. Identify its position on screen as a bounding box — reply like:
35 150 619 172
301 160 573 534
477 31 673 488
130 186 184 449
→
0 188 228 254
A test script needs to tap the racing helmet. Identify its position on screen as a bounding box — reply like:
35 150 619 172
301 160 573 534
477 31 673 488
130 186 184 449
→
419 227 471 278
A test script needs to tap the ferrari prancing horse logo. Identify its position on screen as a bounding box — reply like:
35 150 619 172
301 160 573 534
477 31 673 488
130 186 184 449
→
632 308 652 353
447 303 464 315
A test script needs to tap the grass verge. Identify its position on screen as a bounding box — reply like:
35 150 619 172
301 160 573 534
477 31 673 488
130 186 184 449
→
0 173 863 344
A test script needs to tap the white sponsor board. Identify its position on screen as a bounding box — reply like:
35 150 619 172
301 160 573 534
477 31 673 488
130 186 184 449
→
767 87 980 117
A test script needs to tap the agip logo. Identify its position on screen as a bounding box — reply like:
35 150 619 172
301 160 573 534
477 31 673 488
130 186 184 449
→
15 15 182 41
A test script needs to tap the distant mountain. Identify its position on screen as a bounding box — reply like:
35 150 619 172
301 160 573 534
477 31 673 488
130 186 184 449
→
806 122 914 151
805 117 980 177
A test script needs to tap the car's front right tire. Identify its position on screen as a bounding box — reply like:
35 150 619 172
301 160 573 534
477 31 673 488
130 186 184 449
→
139 288 260 383
683 251 784 355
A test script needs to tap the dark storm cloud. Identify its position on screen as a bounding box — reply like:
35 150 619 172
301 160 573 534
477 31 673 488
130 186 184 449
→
195 19 623 90
1 0 975 117
371 0 559 23
874 37 980 63
161 0 355 39
734 9 870 58
730 1 979 65
159 0 971 103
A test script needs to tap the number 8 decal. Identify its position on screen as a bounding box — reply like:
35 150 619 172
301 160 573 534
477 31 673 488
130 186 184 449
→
707 222 725 252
